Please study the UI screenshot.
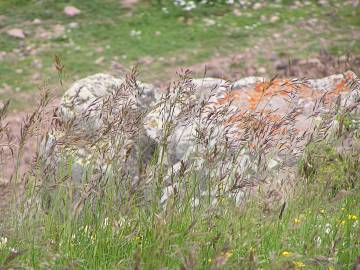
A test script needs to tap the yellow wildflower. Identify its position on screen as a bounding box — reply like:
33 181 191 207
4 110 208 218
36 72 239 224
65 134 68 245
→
220 251 233 259
218 182 225 191
294 218 301 225
320 209 325 214
293 261 305 269
348 214 358 221
134 236 141 241
341 207 345 211
327 266 335 270
224 251 233 258
340 220 346 225
208 258 212 263
282 251 291 257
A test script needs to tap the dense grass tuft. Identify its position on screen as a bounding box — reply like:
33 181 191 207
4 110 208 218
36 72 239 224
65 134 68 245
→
0 69 359 269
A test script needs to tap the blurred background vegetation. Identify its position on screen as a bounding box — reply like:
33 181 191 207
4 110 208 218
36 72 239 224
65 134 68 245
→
0 0 359 110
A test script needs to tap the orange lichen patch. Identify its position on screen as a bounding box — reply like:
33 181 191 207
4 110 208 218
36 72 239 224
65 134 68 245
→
320 79 352 104
248 92 264 110
219 79 307 109
238 80 316 109
335 80 346 91
333 79 351 94
322 71 354 98
220 76 353 111
213 74 354 131
218 90 242 104
200 72 357 151
254 81 272 92
254 80 291 96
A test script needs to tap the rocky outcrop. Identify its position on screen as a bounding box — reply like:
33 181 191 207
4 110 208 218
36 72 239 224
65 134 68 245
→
59 73 160 134
145 71 358 162
41 70 359 205
41 73 160 189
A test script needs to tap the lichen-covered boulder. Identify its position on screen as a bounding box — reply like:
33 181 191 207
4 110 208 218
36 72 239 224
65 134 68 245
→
42 73 160 187
143 71 359 203
59 73 160 135
145 71 358 164
41 70 359 207
144 77 230 164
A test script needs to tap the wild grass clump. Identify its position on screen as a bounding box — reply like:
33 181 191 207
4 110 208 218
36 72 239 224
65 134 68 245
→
0 69 359 269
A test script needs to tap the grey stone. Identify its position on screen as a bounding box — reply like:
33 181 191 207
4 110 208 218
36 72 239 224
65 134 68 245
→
41 71 359 207
44 73 161 188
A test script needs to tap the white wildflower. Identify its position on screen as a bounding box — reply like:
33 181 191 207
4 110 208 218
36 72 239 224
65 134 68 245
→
174 0 186 6
191 198 199 208
314 236 322 247
324 223 332 234
353 220 359 228
130 30 142 38
183 1 196 11
9 247 18 253
0 237 8 249
103 217 109 228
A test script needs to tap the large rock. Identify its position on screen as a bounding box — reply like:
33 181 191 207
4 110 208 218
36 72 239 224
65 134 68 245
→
41 71 359 206
42 73 160 189
145 71 358 163
59 73 159 135
144 77 230 164
143 71 359 203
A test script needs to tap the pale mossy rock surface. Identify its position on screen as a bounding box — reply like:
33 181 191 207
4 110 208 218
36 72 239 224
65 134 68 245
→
42 71 359 205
